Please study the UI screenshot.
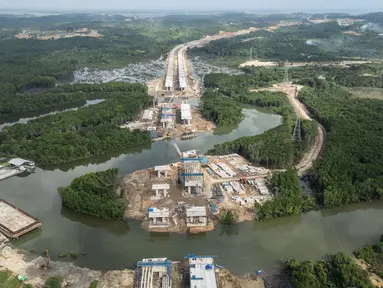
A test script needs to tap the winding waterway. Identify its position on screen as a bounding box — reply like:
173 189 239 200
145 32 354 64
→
1 107 383 276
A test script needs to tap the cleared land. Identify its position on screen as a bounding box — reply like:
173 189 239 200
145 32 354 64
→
347 87 383 100
15 28 102 40
240 60 372 68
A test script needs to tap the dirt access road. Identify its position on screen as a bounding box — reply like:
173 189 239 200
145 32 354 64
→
252 83 325 175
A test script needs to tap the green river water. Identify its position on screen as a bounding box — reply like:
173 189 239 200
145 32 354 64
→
1 108 383 275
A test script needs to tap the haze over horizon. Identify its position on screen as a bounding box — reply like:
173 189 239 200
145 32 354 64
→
0 0 382 14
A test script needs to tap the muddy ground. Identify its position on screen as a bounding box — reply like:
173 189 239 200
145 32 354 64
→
123 167 218 234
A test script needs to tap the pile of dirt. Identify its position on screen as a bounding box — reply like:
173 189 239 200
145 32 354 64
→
98 270 135 288
124 170 153 219
217 269 265 288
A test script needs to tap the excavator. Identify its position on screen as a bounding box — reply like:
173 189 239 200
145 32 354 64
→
40 249 51 269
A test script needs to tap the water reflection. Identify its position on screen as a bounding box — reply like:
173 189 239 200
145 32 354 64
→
149 232 170 241
219 224 239 236
45 143 153 172
60 206 130 236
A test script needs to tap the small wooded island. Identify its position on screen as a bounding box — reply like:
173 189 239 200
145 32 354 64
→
58 168 126 220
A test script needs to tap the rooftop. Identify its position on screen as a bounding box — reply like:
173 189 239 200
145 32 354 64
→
186 206 207 217
152 183 170 190
8 158 33 167
154 165 171 171
181 103 192 120
189 257 217 288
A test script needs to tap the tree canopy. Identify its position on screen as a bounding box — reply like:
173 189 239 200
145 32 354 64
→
286 253 374 288
58 168 126 220
299 83 383 208
256 168 316 221
0 84 152 166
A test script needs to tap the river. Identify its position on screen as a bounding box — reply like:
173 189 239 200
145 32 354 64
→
0 99 104 131
1 107 383 276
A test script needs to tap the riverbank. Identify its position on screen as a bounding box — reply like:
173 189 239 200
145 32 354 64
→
0 243 264 288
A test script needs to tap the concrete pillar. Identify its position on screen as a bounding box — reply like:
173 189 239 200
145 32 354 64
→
156 190 159 197
164 189 168 197
162 122 165 128
187 119 191 125
190 216 193 223
165 171 168 177
158 171 161 178
188 186 191 194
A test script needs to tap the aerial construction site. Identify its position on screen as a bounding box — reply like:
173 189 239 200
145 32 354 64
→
135 254 263 288
123 140 273 233
126 26 270 141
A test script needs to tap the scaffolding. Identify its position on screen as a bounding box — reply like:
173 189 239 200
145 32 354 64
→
148 208 170 228
136 258 172 288
182 160 204 194
186 206 207 227
160 105 175 130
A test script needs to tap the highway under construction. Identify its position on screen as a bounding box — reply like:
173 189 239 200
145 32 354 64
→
162 27 260 97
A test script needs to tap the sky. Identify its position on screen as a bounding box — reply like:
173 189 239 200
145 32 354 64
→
0 0 381 13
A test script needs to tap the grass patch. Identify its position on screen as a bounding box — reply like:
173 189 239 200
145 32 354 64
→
347 87 383 100
0 270 26 288
89 280 99 288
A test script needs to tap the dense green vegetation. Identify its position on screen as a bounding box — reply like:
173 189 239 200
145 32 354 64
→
354 234 383 278
44 276 63 288
256 168 316 221
0 270 27 288
191 17 383 66
205 73 317 168
219 209 238 225
200 90 243 126
0 86 152 165
0 13 256 115
58 168 125 220
0 82 146 116
294 64 383 89
286 252 373 288
299 84 383 208
89 280 99 288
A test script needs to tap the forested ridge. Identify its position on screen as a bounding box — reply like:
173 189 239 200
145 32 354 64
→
204 73 317 168
58 168 126 220
191 19 383 66
0 84 152 166
298 83 383 208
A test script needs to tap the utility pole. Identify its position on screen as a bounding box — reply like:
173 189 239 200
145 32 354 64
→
292 116 301 141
